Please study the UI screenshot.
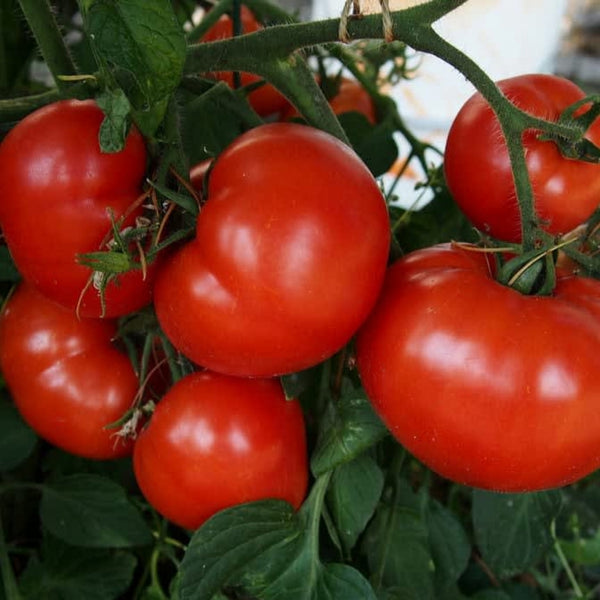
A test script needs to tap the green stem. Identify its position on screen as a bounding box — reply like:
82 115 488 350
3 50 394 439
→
300 471 332 559
551 520 584 599
17 0 77 89
396 24 541 250
261 56 348 144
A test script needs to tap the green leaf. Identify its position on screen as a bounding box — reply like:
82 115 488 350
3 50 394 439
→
19 538 136 600
180 81 263 166
428 501 470 589
310 383 388 476
338 111 398 177
81 0 186 137
560 529 600 566
40 474 153 548
363 501 435 600
327 453 384 554
149 180 199 216
180 479 377 600
472 489 563 578
0 395 37 470
95 88 133 153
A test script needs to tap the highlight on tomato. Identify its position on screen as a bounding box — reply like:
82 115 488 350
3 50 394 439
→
133 370 308 530
0 284 139 459
154 121 391 377
199 5 289 117
444 74 600 243
0 99 155 318
355 243 600 492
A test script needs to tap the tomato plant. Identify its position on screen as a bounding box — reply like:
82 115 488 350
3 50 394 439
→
133 370 308 530
0 99 154 318
0 284 139 459
356 242 600 491
444 74 600 243
199 5 290 117
154 121 390 377
3 2 600 599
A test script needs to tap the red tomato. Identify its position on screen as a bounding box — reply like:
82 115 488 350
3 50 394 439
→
154 122 390 377
0 284 139 459
444 74 600 243
133 370 308 530
0 99 154 318
356 243 600 492
283 78 377 124
200 6 289 117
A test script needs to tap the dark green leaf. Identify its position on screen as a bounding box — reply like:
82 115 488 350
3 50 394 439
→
471 592 511 600
40 474 153 548
363 502 435 600
180 500 298 599
0 395 37 470
391 184 477 253
180 488 377 600
311 384 387 476
95 88 133 153
428 501 470 589
327 453 384 554
0 246 19 283
472 489 563 578
20 538 136 600
180 81 262 166
80 0 186 137
280 366 321 400
339 111 398 177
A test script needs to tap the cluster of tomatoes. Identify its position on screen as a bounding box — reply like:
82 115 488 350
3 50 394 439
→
2 4 600 532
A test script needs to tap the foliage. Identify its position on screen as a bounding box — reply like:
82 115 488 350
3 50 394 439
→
1 1 600 599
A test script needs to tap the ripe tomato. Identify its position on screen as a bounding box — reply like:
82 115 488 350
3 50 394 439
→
154 122 390 377
283 78 377 124
444 74 600 243
200 6 289 117
0 284 139 459
133 370 308 530
356 243 600 492
0 99 154 318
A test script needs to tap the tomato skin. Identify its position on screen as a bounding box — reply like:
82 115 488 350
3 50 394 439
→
133 371 308 530
0 99 153 318
200 7 289 117
444 74 600 243
0 284 138 459
356 243 600 492
154 122 390 377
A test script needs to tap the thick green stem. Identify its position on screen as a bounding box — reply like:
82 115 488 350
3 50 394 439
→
397 24 542 250
17 0 77 89
261 56 349 144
